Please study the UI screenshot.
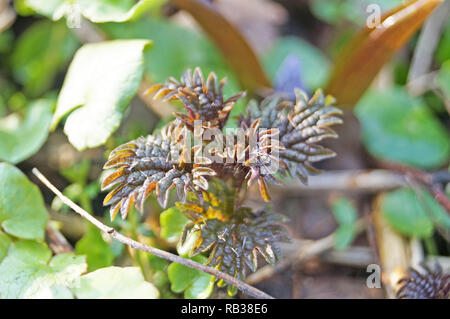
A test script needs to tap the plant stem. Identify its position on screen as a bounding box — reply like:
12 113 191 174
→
32 168 273 299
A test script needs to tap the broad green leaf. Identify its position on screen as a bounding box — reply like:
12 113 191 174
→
331 197 358 249
75 225 114 271
16 0 162 23
0 163 48 239
326 0 443 106
168 255 214 299
0 240 87 298
356 87 450 169
160 207 190 244
0 99 54 164
0 231 11 262
10 20 79 97
51 40 151 150
437 60 450 100
381 188 434 237
310 0 403 25
263 37 330 91
73 266 159 299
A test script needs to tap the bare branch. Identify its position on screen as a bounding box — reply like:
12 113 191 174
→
32 168 273 299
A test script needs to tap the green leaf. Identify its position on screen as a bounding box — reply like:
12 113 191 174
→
51 40 152 150
16 0 162 23
10 20 79 97
0 99 54 164
75 225 114 272
0 231 11 262
0 240 87 298
437 60 450 100
356 87 450 169
0 163 48 239
331 197 358 249
160 207 190 244
263 36 330 91
72 266 159 299
168 255 214 299
381 188 434 237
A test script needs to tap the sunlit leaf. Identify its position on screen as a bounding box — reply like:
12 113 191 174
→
0 240 87 299
10 20 79 97
167 255 214 299
73 266 159 299
0 163 48 239
16 0 162 23
0 99 53 164
51 40 151 150
326 0 443 106
172 0 271 93
356 87 450 169
75 225 114 272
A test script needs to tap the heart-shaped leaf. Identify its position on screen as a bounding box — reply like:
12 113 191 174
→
0 163 48 239
160 207 190 244
51 40 152 150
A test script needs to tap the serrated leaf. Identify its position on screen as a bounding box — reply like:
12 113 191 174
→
10 20 79 97
0 240 87 299
356 87 450 169
0 99 53 164
16 0 161 23
167 255 214 299
381 188 434 237
160 207 190 244
75 225 114 272
0 163 48 239
72 266 159 299
51 40 152 150
263 36 330 91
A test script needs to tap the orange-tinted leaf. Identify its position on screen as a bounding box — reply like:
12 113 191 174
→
172 0 271 93
326 0 443 107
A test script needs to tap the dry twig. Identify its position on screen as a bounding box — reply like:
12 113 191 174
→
32 168 273 299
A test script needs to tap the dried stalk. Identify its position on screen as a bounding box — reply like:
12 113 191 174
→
32 168 273 299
